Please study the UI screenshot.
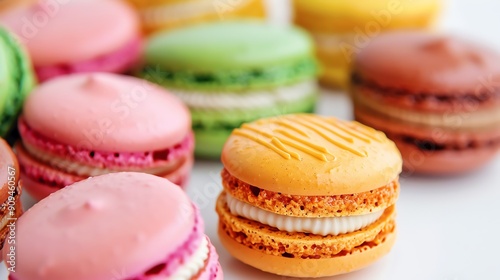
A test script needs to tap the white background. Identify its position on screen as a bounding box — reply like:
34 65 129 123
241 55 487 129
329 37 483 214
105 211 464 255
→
5 0 500 279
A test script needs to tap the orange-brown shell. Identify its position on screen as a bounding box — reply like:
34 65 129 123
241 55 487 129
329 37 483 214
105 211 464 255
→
222 168 399 217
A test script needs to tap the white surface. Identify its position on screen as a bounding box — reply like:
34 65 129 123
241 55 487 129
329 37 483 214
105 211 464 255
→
5 0 500 279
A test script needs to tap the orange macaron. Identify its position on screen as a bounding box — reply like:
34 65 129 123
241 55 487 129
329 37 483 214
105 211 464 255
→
216 114 402 277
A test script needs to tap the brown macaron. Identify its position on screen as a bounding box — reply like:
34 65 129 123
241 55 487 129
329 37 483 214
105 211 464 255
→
216 114 402 278
0 139 23 253
351 31 500 174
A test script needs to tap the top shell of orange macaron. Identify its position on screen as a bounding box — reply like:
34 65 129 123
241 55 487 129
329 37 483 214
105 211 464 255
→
221 114 402 196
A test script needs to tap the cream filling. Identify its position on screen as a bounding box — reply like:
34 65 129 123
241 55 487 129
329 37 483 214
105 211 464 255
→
140 0 253 25
226 193 384 236
354 93 500 129
171 80 317 110
170 237 209 280
22 142 182 177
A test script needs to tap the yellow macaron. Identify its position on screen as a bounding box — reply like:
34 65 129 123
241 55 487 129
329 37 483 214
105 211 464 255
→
216 114 402 277
126 0 266 34
292 0 442 89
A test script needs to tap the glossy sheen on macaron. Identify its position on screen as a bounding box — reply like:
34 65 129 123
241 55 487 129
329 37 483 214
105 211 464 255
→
352 32 500 174
292 0 441 89
3 172 222 280
0 139 23 254
0 0 142 82
139 21 318 158
125 0 265 34
216 114 402 277
0 28 35 137
17 73 194 200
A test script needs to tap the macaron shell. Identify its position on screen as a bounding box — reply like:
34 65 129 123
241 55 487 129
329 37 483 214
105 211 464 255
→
354 31 500 94
0 28 36 137
6 173 196 280
0 0 140 66
222 114 402 196
23 73 191 152
292 0 441 32
145 21 314 72
34 36 142 82
219 225 396 278
217 192 397 278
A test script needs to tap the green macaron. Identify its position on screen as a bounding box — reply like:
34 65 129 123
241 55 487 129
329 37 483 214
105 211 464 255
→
139 21 318 158
0 27 36 138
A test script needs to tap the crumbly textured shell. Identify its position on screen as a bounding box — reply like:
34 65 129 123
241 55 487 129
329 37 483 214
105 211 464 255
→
222 169 399 217
216 193 396 259
219 225 396 278
221 114 402 196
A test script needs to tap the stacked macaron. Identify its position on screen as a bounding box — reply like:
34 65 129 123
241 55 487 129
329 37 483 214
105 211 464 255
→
16 73 194 200
292 0 441 88
4 172 222 280
125 0 266 34
0 27 35 138
0 0 142 82
352 32 500 174
139 21 318 158
217 114 401 277
0 139 23 256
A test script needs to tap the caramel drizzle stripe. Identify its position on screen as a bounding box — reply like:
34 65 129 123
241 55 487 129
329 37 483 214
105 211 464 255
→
242 125 330 161
233 130 292 160
302 115 354 143
242 126 301 160
350 121 384 143
325 118 372 143
274 128 331 154
270 137 301 160
274 119 309 137
291 118 367 157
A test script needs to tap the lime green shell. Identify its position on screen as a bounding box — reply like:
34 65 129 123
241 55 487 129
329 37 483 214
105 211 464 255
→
140 20 317 91
0 28 36 137
139 21 318 158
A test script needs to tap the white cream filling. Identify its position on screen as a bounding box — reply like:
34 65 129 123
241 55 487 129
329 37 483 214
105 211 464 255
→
171 80 317 110
170 237 209 280
226 193 384 236
22 142 181 177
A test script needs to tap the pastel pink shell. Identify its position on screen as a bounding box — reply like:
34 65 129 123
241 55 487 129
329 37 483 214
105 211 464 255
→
22 73 192 152
4 173 197 280
0 0 140 66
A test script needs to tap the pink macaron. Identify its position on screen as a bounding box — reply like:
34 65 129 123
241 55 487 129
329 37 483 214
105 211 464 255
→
16 72 194 200
0 0 142 82
3 172 222 280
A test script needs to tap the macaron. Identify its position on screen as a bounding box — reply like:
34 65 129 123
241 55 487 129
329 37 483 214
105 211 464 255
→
292 0 441 89
139 21 319 158
0 0 142 82
125 0 265 34
16 73 193 200
216 114 402 277
352 32 500 174
3 172 222 280
0 27 35 138
0 0 34 14
0 138 23 257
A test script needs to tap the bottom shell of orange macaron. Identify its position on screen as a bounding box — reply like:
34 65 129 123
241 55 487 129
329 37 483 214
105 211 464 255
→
217 193 396 278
